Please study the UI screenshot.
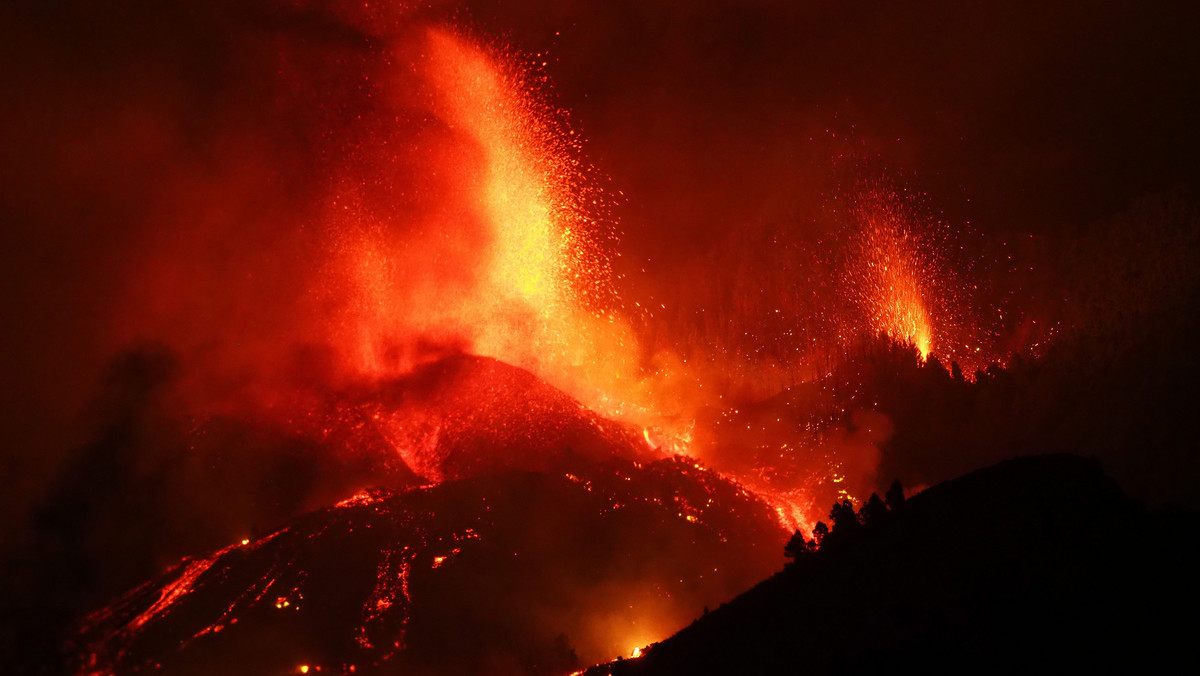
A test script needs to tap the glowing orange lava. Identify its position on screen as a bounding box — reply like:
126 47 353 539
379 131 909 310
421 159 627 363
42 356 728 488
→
853 194 935 359
323 26 665 430
317 27 985 551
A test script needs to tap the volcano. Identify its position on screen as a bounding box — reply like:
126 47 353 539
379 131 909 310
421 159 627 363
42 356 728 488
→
66 356 786 675
339 354 649 482
8 4 1200 675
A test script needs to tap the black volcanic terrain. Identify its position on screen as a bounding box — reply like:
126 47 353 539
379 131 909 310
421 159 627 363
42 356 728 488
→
60 357 786 676
588 455 1200 675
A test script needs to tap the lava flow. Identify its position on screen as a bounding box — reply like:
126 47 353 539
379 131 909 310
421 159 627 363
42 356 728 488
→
70 361 786 674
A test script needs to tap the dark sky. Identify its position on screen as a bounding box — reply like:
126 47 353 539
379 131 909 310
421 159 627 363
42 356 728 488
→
468 1 1200 254
2 0 1199 539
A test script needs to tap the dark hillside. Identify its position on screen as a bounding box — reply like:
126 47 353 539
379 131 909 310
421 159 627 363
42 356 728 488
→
590 454 1200 674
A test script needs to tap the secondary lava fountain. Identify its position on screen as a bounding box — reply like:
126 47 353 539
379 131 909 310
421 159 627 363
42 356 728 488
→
850 191 936 360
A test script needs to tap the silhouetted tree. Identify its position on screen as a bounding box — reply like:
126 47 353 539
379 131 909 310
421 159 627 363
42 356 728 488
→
784 530 816 561
861 493 888 525
951 361 964 382
829 500 859 536
812 521 829 546
885 479 906 511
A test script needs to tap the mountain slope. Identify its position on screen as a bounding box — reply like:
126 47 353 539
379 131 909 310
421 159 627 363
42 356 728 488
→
69 452 785 675
589 454 1200 674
